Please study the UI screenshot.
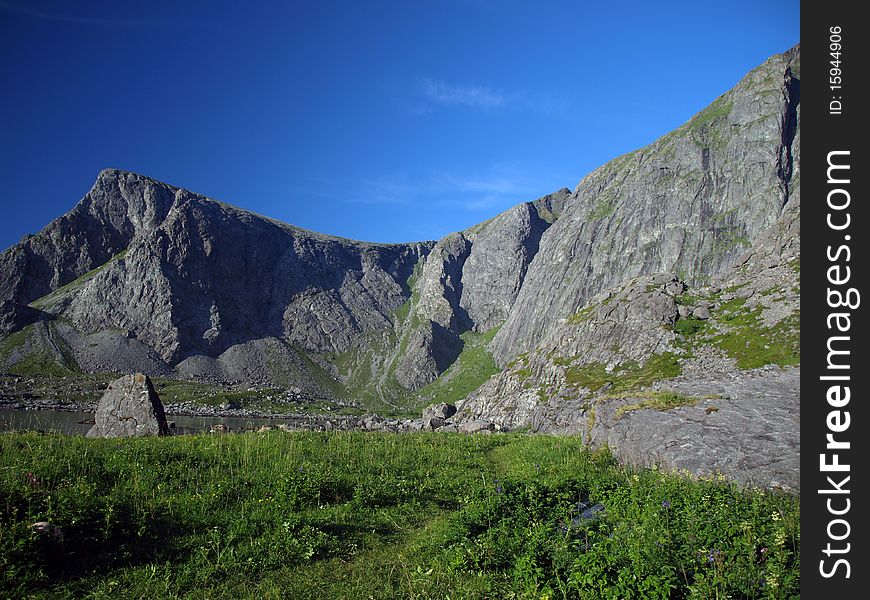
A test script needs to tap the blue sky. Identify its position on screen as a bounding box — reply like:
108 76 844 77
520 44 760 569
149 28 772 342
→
0 0 799 249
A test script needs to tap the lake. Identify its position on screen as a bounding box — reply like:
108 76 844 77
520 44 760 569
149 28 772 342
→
0 409 296 435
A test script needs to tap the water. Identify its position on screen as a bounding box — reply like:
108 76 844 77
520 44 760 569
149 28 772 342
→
0 409 295 435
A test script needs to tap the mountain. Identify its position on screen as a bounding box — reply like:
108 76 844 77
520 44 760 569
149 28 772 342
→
0 45 800 440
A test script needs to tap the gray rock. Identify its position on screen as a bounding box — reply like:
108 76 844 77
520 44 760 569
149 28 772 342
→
0 47 803 491
422 402 457 421
86 373 170 438
457 420 495 434
691 304 711 320
574 501 606 523
0 301 45 334
460 201 555 332
423 416 446 430
490 46 800 365
395 321 462 390
362 414 385 430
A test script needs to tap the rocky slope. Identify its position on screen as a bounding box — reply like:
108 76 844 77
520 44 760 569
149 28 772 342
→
490 46 799 365
1 45 800 450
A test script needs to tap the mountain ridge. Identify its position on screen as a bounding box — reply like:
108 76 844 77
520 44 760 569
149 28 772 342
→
1 45 800 425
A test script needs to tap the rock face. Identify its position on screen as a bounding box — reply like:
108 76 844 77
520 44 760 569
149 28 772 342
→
0 301 45 334
490 46 800 365
1 46 800 483
0 171 178 306
86 373 170 438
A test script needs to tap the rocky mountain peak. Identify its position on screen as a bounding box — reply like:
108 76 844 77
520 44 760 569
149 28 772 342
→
1 47 800 438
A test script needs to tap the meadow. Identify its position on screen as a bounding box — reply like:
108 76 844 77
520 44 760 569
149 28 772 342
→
0 431 799 599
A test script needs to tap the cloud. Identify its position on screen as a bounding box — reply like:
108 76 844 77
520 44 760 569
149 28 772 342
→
351 162 570 212
421 80 506 109
360 175 417 205
413 78 568 116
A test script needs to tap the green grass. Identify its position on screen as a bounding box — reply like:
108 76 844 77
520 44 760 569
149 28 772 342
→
6 350 76 377
153 378 280 407
686 96 734 132
28 249 128 311
672 296 800 370
1 322 80 377
324 331 417 415
0 326 32 364
415 327 500 406
673 316 709 336
0 431 799 599
567 303 597 324
711 309 800 369
565 352 682 394
613 391 700 420
588 194 618 220
668 284 801 370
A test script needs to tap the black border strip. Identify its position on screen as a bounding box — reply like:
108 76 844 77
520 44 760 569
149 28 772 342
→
802 1 868 596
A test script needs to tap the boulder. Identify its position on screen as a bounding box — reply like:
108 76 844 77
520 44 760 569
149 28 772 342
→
423 416 446 430
691 304 711 320
458 420 495 434
423 402 457 421
362 414 385 431
436 424 459 433
86 373 170 438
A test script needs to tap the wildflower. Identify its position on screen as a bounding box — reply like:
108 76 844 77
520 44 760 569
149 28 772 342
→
766 573 780 590
661 500 671 509
26 472 40 488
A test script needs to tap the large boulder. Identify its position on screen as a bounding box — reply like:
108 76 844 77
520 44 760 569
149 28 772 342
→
86 373 170 438
421 402 457 430
423 402 457 421
457 420 495 434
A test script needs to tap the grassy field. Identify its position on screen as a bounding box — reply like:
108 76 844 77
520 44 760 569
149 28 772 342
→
0 431 799 599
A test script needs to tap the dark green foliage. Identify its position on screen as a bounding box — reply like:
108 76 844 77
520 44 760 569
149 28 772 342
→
674 316 709 336
565 352 682 393
675 297 800 369
416 328 500 406
614 391 700 420
0 432 800 598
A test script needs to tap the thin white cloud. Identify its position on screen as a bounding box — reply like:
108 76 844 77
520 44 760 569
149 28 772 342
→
414 78 568 116
351 163 570 212
361 174 417 205
421 80 506 109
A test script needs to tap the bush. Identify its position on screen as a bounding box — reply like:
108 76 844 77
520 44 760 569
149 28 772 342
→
0 432 799 598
